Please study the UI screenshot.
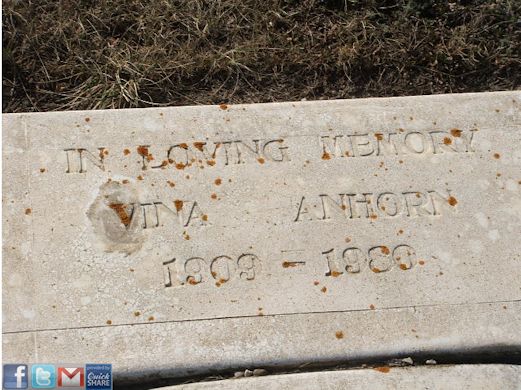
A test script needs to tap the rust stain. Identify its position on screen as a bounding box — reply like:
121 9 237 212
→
207 160 216 166
174 200 184 212
106 320 112 325
257 157 265 164
375 133 383 141
219 103 228 110
85 117 90 122
202 214 208 221
313 281 320 286
137 145 153 161
330 271 342 277
123 148 131 155
187 277 198 285
109 203 131 227
175 162 186 170
321 286 327 293
450 129 462 137
374 367 390 373
418 260 425 265
493 153 500 159
179 143 188 149
122 179 129 184
380 246 390 255
39 168 46 173
215 178 222 185
447 196 458 206
282 261 298 268
371 267 381 273
148 316 155 321
322 151 331 160
167 180 175 187
443 137 452 145
369 304 375 310
193 142 205 151
211 193 217 200
335 331 344 339
137 175 144 181
25 208 32 215
399 264 408 270
134 311 141 317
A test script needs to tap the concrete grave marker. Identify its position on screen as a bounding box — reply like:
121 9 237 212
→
3 92 521 383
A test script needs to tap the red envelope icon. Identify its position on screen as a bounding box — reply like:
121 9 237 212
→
57 367 84 387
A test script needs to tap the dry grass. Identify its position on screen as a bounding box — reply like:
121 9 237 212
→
3 0 520 112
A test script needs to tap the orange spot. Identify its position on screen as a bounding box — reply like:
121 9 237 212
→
40 168 46 173
109 203 131 227
137 175 144 181
398 229 404 235
134 311 141 317
321 286 327 293
167 180 175 187
25 208 32 215
215 178 222 185
174 200 184 212
282 261 297 268
179 143 188 149
123 149 131 155
374 366 390 373
380 246 390 255
493 153 500 159
330 271 342 277
106 320 112 325
191 142 205 152
122 179 129 184
313 281 320 286
207 160 216 166
369 304 375 310
202 214 208 221
345 237 351 243
257 157 265 164
370 214 377 220
85 117 90 122
443 137 452 145
322 152 331 160
399 264 408 270
399 160 404 164
211 193 217 200
448 196 458 206
450 129 462 137
335 331 344 339
371 267 381 273
375 133 383 141
219 103 228 110
137 145 153 161
418 260 425 265
175 163 185 170
148 316 155 321
187 277 198 285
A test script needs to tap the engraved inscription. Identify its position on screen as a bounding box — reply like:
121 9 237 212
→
322 244 419 276
163 253 261 288
295 190 457 222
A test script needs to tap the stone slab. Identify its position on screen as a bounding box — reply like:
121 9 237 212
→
3 92 521 381
155 365 521 390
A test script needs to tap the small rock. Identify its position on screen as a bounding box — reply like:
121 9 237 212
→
401 357 414 365
253 368 268 376
244 369 253 377
233 371 244 378
425 359 437 365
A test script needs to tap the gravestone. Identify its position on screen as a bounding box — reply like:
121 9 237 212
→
3 91 521 385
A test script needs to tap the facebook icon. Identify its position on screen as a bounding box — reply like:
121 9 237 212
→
3 364 28 389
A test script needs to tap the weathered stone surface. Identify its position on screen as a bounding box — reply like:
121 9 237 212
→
155 365 521 389
3 92 521 382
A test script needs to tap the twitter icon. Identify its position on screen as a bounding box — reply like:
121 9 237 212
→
31 365 56 389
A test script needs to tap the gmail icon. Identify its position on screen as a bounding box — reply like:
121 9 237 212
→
57 367 85 387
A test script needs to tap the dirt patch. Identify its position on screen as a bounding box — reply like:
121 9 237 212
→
3 0 520 112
